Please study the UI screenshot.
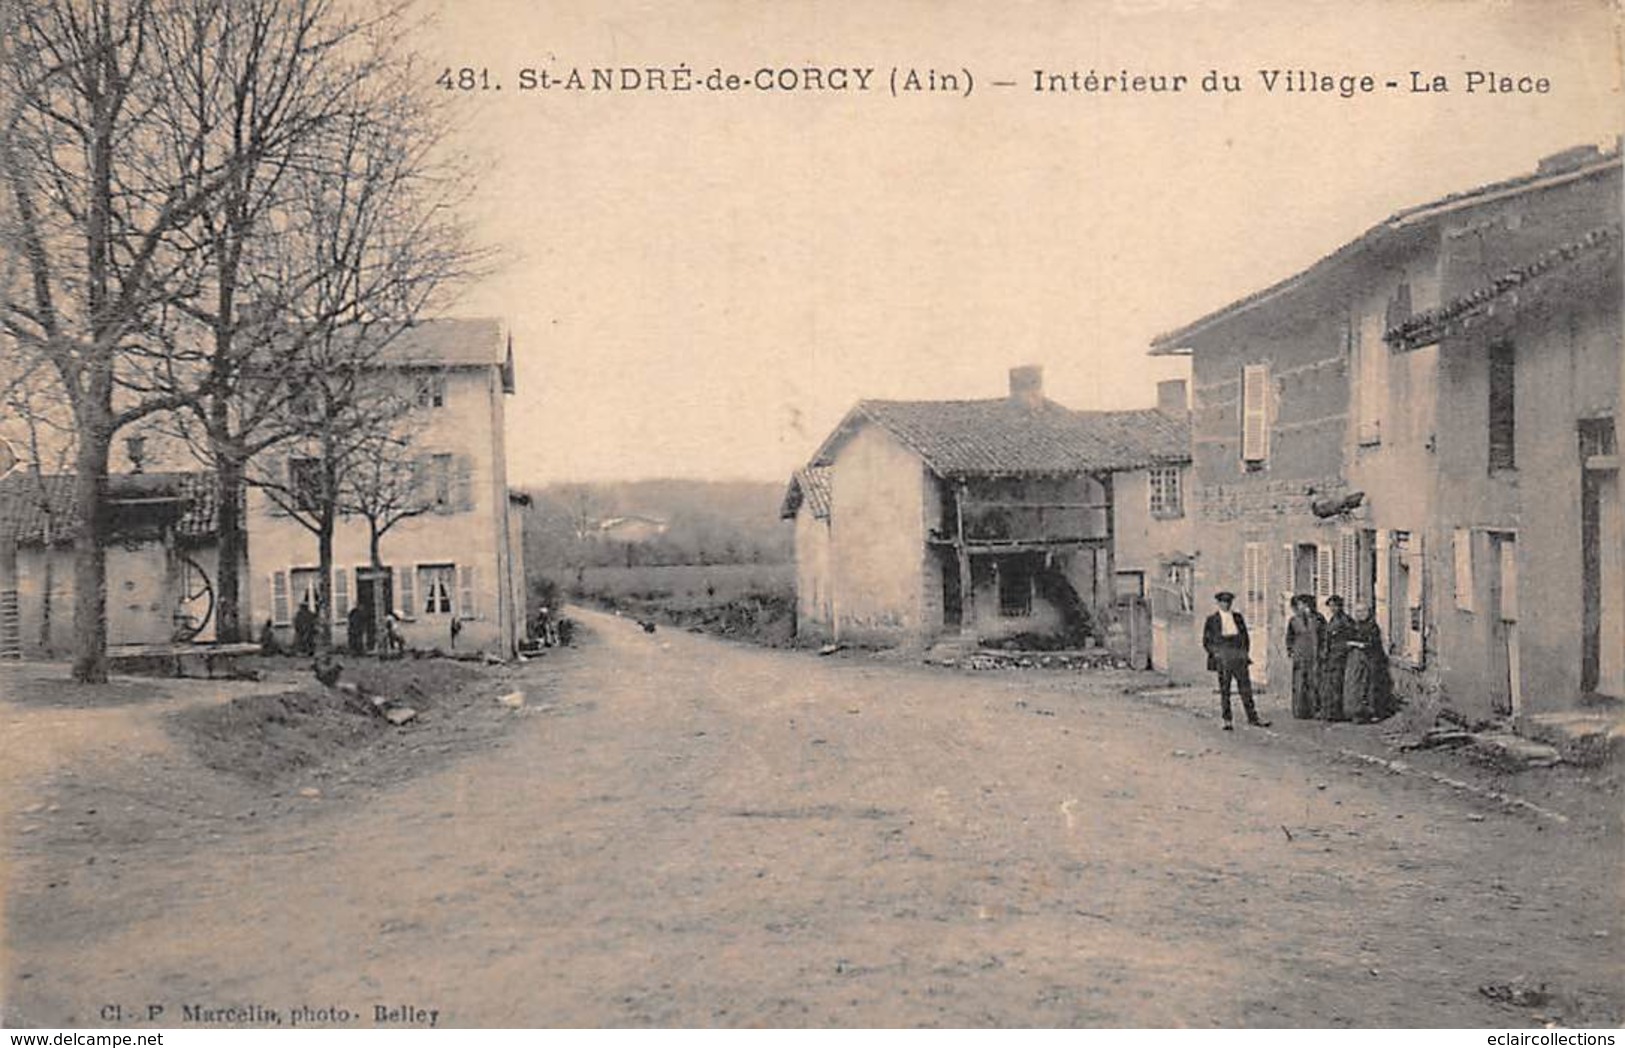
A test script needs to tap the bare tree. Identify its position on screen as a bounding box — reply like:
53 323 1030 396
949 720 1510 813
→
0 0 242 680
1 0 482 675
148 0 406 643
338 410 433 636
246 80 483 654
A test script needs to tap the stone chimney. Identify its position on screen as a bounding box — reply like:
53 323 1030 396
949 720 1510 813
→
1009 365 1044 408
1157 378 1189 414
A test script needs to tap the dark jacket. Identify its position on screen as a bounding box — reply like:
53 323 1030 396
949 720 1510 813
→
1203 610 1251 670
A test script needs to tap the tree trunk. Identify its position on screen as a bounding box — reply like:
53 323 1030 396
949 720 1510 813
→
213 449 245 642
315 512 335 655
70 430 110 683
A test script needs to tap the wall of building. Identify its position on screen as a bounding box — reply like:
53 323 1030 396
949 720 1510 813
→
247 365 515 655
1346 249 1443 706
1428 167 1622 720
827 424 933 645
792 506 834 641
8 541 234 655
1189 300 1355 688
1114 466 1202 678
1433 262 1622 719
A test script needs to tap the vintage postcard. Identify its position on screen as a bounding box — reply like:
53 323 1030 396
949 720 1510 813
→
1 0 1621 1033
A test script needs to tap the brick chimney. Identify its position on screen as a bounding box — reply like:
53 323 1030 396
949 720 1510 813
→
1009 365 1044 408
1157 378 1189 414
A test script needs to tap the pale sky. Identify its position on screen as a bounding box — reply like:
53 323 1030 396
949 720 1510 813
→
418 0 1623 485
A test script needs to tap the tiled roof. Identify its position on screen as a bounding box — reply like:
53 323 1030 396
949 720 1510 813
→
1385 225 1620 349
376 317 507 368
812 399 1189 478
779 465 832 521
1151 147 1622 353
0 471 229 546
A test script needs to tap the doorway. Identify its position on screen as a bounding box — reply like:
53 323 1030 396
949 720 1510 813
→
1583 465 1622 698
355 567 394 649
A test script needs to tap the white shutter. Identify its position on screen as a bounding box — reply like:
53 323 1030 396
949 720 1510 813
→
271 571 290 626
398 566 415 618
1242 364 1270 463
1498 537 1518 621
1244 541 1269 682
458 565 476 618
1406 534 1425 661
1316 544 1335 603
333 568 349 621
1453 529 1475 612
1374 529 1391 642
1280 543 1296 622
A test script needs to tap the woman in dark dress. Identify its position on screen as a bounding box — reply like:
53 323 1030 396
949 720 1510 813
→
1285 594 1324 719
1319 596 1355 721
1343 601 1394 723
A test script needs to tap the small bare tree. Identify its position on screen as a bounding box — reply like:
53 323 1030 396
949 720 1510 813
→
338 413 433 635
247 79 483 654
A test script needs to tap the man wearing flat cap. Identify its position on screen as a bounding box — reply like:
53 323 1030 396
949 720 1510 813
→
1202 590 1269 731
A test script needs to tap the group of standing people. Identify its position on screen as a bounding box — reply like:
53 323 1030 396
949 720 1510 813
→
1203 589 1397 731
1285 593 1396 723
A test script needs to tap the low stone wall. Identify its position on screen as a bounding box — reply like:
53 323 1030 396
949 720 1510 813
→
929 647 1136 672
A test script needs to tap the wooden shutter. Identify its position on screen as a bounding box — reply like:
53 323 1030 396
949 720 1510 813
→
458 564 476 618
1453 528 1474 612
455 456 474 512
1406 534 1425 661
398 565 416 618
1336 530 1355 601
333 568 349 621
1498 537 1518 621
1374 529 1391 643
1279 543 1295 622
1315 544 1335 603
1242 364 1270 463
271 571 290 625
1244 541 1269 682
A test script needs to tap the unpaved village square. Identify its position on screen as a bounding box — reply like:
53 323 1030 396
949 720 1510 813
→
2 610 1619 1029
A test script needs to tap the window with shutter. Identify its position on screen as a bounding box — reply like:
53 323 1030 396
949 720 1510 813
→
333 568 349 621
1241 364 1269 465
290 568 320 615
418 564 455 615
1452 528 1474 614
271 571 290 625
459 565 476 618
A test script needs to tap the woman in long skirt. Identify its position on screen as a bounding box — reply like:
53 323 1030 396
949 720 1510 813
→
1342 601 1389 723
1285 594 1323 719
1319 596 1355 721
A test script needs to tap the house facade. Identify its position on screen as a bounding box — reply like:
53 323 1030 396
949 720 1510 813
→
782 367 1192 668
246 317 527 658
0 471 236 657
1151 144 1621 720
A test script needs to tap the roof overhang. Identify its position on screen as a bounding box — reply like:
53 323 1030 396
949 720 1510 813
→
1149 153 1622 355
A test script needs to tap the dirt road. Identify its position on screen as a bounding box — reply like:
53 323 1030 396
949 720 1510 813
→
4 611 1620 1027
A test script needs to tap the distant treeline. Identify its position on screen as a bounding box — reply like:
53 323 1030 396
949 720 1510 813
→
518 479 792 569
